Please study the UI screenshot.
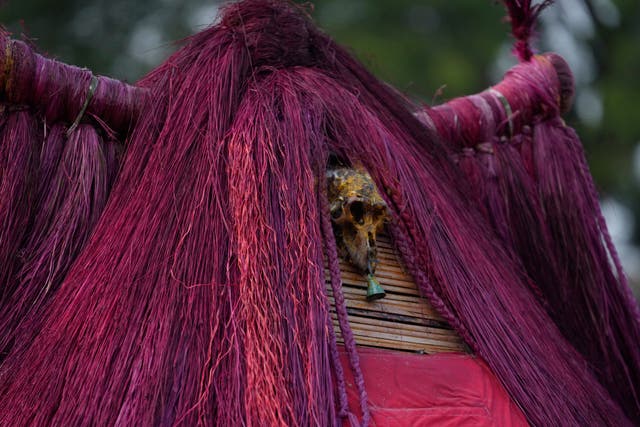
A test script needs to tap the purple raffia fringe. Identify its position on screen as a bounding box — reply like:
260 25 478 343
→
0 110 42 301
419 55 640 424
417 5 640 419
0 29 123 362
0 1 638 426
0 124 112 360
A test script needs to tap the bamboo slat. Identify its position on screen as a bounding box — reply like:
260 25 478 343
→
326 233 468 354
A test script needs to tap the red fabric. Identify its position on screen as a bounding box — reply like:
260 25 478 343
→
339 346 528 426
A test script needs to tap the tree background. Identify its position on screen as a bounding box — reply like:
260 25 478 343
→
1 0 638 294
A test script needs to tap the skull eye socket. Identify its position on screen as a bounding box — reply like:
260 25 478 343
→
349 201 365 224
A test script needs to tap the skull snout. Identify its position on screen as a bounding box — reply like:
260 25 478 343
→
331 197 387 274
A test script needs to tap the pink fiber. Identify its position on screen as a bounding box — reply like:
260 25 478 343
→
0 2 636 426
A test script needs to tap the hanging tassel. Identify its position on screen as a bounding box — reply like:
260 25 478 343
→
499 1 640 420
530 118 640 420
0 124 111 360
0 110 42 302
0 63 123 363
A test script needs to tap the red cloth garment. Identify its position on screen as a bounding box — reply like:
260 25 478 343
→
340 346 529 426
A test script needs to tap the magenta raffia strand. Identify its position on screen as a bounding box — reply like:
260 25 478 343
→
0 1 638 426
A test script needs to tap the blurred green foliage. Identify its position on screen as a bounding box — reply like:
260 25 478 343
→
1 0 639 250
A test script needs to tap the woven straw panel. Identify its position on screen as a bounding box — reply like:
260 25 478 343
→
326 233 468 354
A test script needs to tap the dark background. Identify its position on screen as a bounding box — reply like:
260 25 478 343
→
1 0 638 293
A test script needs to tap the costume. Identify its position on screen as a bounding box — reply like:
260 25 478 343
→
0 1 638 425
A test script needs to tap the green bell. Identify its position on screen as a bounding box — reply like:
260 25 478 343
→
366 274 386 301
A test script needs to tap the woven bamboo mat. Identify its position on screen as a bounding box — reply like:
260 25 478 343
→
326 233 468 354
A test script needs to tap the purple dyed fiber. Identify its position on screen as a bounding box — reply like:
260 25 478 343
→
0 124 112 360
0 1 637 426
1 36 146 135
0 110 42 301
319 180 370 426
531 119 640 419
415 12 640 420
0 34 127 359
0 34 125 362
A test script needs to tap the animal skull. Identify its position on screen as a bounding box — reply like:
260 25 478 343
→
326 168 389 276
